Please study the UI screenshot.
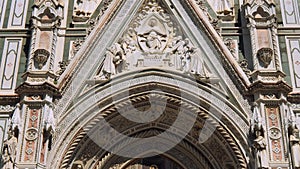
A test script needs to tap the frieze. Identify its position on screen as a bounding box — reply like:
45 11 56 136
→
292 104 300 110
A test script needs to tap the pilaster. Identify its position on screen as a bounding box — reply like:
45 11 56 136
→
244 0 293 168
11 0 62 168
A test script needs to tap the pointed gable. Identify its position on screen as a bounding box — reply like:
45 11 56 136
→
55 0 251 118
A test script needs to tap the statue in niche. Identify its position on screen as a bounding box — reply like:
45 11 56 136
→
2 128 18 169
253 127 268 169
289 126 300 168
2 147 12 169
251 104 268 169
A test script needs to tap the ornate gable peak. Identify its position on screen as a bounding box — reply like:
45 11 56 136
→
244 0 275 6
32 0 63 22
34 0 64 8
94 0 214 82
53 0 252 128
244 0 276 21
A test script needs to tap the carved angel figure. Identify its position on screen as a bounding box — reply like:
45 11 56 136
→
169 37 205 76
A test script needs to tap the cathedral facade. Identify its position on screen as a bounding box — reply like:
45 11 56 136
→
0 0 300 168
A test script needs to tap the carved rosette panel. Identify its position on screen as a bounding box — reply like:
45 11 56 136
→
23 108 41 162
266 107 284 162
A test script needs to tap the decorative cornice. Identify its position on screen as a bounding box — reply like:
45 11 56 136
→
288 93 300 103
248 80 292 94
0 95 19 105
33 0 64 8
15 81 61 97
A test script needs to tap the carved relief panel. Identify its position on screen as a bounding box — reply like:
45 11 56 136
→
265 106 285 162
94 0 213 81
22 107 41 163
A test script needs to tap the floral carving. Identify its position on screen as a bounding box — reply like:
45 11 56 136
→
239 59 251 77
56 60 70 75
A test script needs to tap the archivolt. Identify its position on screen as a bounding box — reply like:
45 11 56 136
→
58 93 247 169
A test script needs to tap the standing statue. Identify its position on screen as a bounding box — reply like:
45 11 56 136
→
253 128 268 169
289 127 300 168
2 129 18 169
96 43 125 80
169 36 186 70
